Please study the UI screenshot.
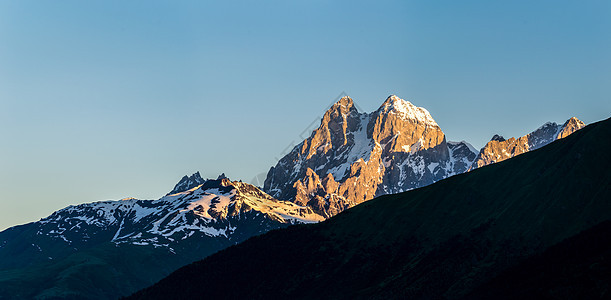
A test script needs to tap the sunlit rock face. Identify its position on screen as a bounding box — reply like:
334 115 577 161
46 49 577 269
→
557 117 586 139
264 95 477 218
471 117 585 170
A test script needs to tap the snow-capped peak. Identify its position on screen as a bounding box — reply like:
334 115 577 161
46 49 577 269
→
447 140 478 155
379 95 439 127
537 121 558 130
563 117 584 126
34 175 324 251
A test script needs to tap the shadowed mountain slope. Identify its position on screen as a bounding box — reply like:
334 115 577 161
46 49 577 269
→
465 220 611 300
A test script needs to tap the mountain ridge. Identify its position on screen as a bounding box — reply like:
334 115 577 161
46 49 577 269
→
264 94 584 218
0 176 322 299
264 95 465 218
0 94 592 299
128 116 611 300
471 116 585 169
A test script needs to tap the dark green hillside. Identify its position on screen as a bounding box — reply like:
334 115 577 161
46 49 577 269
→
0 241 223 300
465 220 611 299
0 244 176 299
0 218 293 299
128 117 611 299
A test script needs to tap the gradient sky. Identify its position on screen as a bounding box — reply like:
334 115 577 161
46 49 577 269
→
1 0 609 230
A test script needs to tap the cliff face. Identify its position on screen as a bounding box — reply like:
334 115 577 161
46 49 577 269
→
471 117 585 169
557 117 586 139
264 95 476 217
264 95 585 218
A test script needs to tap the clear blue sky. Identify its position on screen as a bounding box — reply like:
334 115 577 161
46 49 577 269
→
1 0 609 230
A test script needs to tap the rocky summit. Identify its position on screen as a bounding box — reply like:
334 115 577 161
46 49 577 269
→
264 95 585 218
167 171 206 195
263 95 478 218
471 117 585 169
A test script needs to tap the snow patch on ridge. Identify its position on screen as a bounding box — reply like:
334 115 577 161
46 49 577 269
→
328 113 374 180
34 179 323 248
448 140 478 155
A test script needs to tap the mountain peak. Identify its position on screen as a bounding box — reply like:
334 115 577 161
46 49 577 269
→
557 117 585 139
298 95 361 159
168 172 206 195
378 95 438 127
387 94 401 102
471 117 586 170
448 140 478 155
324 96 357 117
491 134 505 142
562 117 585 128
335 96 353 107
266 94 451 217
536 121 558 131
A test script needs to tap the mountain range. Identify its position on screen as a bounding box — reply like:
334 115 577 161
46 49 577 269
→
0 95 594 299
471 116 585 169
264 95 584 217
0 175 321 298
128 116 611 299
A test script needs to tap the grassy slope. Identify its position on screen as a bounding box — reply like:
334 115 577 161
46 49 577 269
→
465 220 611 299
0 237 230 299
128 117 611 299
0 244 178 299
0 209 299 299
0 223 85 270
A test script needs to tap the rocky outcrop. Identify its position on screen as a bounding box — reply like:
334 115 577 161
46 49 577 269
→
471 117 585 169
447 141 479 174
557 117 586 139
264 95 477 217
168 171 206 195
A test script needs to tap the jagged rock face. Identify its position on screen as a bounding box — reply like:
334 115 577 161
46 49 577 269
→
168 172 206 194
264 95 477 217
263 95 584 218
471 117 585 169
471 137 529 169
448 141 479 174
557 117 586 139
300 96 362 160
369 96 446 154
